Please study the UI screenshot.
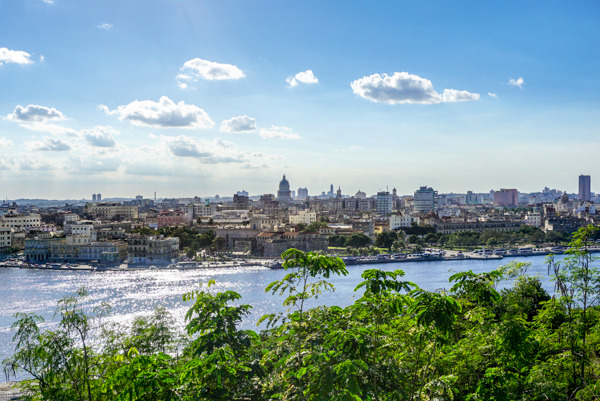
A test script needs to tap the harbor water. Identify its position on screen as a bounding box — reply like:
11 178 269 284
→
0 254 561 382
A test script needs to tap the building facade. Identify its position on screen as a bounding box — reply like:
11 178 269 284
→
579 175 591 201
414 186 437 213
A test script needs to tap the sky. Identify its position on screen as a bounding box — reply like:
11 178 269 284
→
1 0 599 199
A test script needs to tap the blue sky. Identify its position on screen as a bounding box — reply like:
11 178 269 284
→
1 0 599 199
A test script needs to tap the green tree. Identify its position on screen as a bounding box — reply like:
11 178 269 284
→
375 231 398 249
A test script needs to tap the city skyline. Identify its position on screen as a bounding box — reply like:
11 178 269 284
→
1 1 599 198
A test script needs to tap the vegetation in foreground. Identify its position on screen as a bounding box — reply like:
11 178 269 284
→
4 225 600 400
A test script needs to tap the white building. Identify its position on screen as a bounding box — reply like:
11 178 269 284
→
376 192 393 215
414 186 437 213
389 214 420 230
86 202 139 219
289 210 317 225
0 228 12 249
0 213 42 231
524 212 543 228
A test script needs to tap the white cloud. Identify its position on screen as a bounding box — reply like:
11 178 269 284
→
97 23 113 30
220 115 257 133
441 89 480 102
350 72 479 104
81 126 117 147
286 69 319 87
0 48 33 66
260 125 301 140
177 58 245 87
508 77 524 88
8 104 65 122
28 137 72 152
488 92 498 98
42 0 54 4
100 96 214 129
164 135 248 163
0 137 13 149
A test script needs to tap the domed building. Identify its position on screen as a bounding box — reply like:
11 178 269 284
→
277 175 292 202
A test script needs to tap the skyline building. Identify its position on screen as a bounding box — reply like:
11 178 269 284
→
493 188 519 207
414 186 437 213
376 191 393 215
297 187 308 200
277 175 292 202
579 174 591 201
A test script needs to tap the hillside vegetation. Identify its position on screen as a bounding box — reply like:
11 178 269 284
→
4 226 600 400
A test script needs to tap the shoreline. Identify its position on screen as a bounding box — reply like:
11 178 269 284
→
2 247 599 272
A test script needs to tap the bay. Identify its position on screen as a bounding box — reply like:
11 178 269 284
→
0 254 560 382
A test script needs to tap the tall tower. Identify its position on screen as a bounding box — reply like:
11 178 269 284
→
579 175 591 201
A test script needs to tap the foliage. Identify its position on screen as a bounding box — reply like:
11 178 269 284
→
5 232 600 400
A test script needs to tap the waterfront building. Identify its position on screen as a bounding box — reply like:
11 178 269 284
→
414 186 437 213
127 235 180 265
0 227 11 250
255 231 327 257
579 174 591 201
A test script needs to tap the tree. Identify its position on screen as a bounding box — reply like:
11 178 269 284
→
375 231 397 249
547 225 600 393
345 233 371 248
212 236 227 251
303 221 328 233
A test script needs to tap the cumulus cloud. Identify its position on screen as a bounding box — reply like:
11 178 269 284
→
0 137 13 149
286 69 319 87
508 77 524 88
8 104 65 122
220 115 257 133
164 136 248 163
259 125 301 140
100 96 214 129
97 23 113 30
0 48 33 66
29 137 71 152
177 58 245 87
81 126 117 147
350 72 479 104
488 92 498 98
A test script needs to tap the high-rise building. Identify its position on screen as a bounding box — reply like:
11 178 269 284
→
579 175 591 201
493 188 518 207
233 194 249 210
297 187 308 200
92 194 97 201
376 191 393 215
277 175 292 202
414 186 437 213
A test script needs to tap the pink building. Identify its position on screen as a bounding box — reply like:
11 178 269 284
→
493 188 518 207
157 210 191 228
